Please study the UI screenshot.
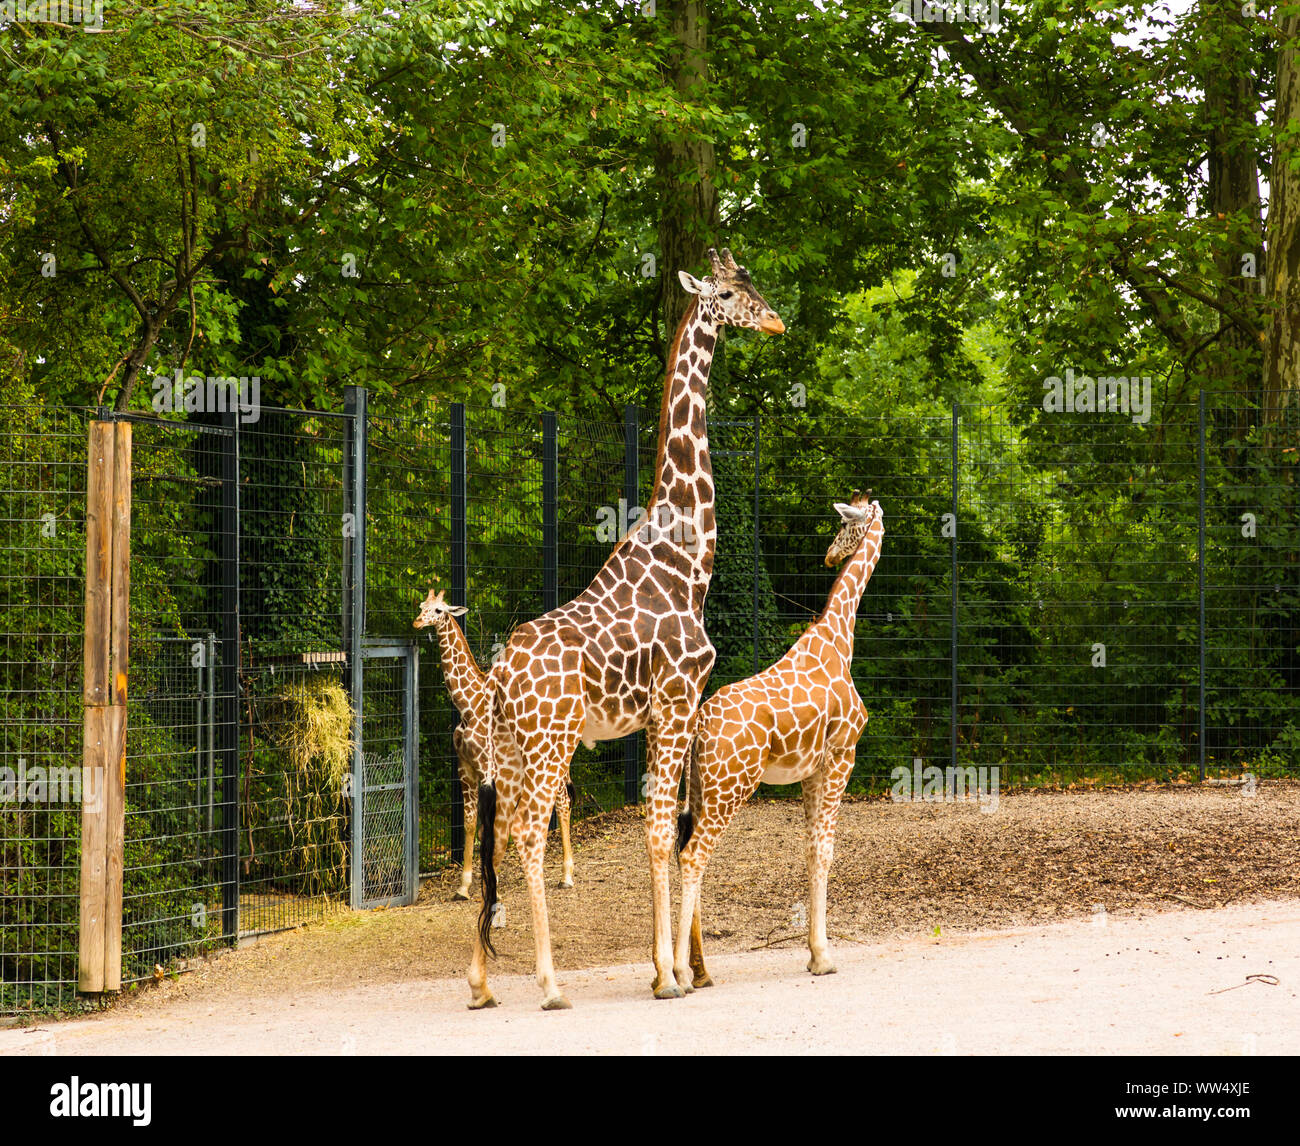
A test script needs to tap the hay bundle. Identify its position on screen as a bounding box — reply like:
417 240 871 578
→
257 674 354 896
271 675 354 792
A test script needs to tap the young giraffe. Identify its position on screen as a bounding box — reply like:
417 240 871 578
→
470 248 785 1010
413 589 574 900
675 491 884 989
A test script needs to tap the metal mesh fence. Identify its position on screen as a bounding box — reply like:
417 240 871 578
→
354 645 417 907
366 396 633 874
365 397 457 874
717 411 955 789
124 417 230 985
235 410 350 934
715 400 1299 792
1204 405 1300 775
2 390 1296 1013
0 405 89 1014
557 411 634 817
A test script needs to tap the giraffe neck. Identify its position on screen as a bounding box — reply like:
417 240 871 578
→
644 296 718 570
813 520 884 660
435 616 484 707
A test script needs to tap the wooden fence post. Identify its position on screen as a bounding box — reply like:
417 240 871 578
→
79 419 130 993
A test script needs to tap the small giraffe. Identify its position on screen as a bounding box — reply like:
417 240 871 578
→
413 589 574 900
675 491 884 989
470 249 785 1010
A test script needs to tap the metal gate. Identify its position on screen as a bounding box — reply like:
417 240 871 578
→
350 640 419 908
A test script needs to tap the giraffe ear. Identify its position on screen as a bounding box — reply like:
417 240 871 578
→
834 502 867 523
678 270 704 295
448 604 468 617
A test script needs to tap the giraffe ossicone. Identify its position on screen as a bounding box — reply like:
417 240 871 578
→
676 490 884 989
413 587 575 901
468 248 785 1010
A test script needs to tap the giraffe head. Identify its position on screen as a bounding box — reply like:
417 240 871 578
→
678 248 785 334
825 489 882 567
413 588 468 630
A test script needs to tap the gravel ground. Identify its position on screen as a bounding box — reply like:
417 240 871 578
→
2 781 1296 1053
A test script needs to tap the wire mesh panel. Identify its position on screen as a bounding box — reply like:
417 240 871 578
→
0 405 89 1014
959 401 1201 785
122 635 224 979
556 409 634 816
353 643 418 908
367 396 629 875
124 416 233 981
731 411 954 792
126 406 350 949
236 409 350 935
364 396 458 875
1204 403 1300 778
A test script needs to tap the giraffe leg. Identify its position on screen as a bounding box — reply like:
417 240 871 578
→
456 808 476 900
802 752 853 976
674 785 743 991
556 773 574 889
467 793 507 1010
688 900 711 989
515 808 572 1010
643 719 667 993
454 740 477 900
682 728 712 987
646 698 698 998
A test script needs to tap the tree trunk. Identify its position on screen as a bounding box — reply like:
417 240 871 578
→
1264 11 1300 423
655 0 718 345
114 322 163 412
1200 4 1264 434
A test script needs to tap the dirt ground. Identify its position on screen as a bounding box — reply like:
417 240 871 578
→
6 899 1298 1055
3 780 1298 1051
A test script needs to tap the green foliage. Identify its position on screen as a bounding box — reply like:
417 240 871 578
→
3 0 1300 1009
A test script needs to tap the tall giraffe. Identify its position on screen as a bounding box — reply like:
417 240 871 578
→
675 491 884 989
470 248 785 1010
413 589 574 900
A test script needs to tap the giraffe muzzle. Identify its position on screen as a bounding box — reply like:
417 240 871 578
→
759 315 786 335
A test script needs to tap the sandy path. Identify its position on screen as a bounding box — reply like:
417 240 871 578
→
4 900 1296 1056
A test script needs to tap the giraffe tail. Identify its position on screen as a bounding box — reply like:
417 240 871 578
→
477 667 505 957
676 731 698 854
477 779 498 957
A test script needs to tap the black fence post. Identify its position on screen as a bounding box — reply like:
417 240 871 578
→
1198 389 1207 781
449 403 467 858
951 401 959 773
344 386 368 909
543 412 558 828
623 404 641 804
218 409 240 945
543 413 559 613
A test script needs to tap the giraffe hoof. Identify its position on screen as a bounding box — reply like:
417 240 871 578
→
692 974 714 989
653 983 685 1000
467 993 499 1010
807 959 837 976
558 878 574 889
541 995 573 1011
451 890 471 902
